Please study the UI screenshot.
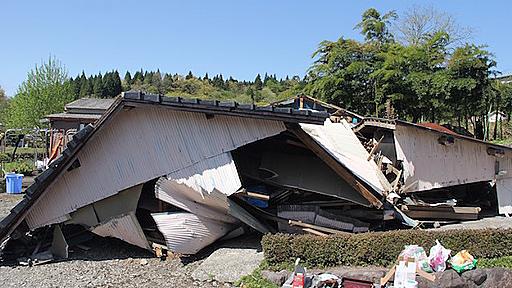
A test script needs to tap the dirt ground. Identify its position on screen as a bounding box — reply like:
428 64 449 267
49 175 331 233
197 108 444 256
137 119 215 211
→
0 193 233 288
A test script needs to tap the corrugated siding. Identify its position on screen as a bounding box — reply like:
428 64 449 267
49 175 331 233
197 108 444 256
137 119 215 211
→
26 106 285 229
300 119 385 194
168 152 242 196
394 124 512 192
151 212 233 254
155 177 238 224
91 212 150 250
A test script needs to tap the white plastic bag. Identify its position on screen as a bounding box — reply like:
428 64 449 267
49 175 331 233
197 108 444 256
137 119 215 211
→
428 240 451 272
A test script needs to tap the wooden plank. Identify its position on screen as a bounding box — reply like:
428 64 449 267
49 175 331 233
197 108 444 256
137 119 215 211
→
402 205 480 220
417 267 436 282
380 265 396 286
288 125 383 208
367 135 384 161
302 228 328 237
288 220 349 235
236 190 270 201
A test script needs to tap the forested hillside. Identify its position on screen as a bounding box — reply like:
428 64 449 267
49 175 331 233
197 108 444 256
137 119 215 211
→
68 70 303 105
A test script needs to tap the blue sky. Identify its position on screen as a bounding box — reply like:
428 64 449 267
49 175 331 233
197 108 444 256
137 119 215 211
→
1 0 511 96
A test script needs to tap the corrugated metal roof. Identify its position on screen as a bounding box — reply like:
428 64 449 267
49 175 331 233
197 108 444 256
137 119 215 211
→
0 92 329 243
300 119 386 194
25 106 286 229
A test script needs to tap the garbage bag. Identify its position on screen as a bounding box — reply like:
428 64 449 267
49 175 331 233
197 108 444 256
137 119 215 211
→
399 245 432 273
428 240 451 272
450 250 477 273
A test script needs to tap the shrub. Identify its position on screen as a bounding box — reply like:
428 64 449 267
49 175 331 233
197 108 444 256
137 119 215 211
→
0 153 9 162
262 229 512 269
2 161 35 176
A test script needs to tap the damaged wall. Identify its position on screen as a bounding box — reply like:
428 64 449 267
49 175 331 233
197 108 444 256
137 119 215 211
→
394 123 512 194
25 106 286 229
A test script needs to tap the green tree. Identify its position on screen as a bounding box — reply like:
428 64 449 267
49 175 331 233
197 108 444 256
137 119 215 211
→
447 44 495 136
305 38 380 116
355 8 397 44
80 77 93 98
7 57 73 128
92 73 104 98
124 71 132 90
0 85 8 124
254 74 263 90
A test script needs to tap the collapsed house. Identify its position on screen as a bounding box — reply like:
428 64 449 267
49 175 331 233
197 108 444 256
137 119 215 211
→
0 92 404 262
1 92 511 263
353 117 512 220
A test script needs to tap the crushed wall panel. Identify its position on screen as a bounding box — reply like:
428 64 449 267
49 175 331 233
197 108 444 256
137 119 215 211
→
91 212 150 250
151 212 233 255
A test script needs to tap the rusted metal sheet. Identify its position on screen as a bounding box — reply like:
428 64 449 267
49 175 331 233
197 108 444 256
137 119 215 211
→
151 212 233 254
394 124 512 192
300 120 386 194
91 212 150 250
25 106 285 229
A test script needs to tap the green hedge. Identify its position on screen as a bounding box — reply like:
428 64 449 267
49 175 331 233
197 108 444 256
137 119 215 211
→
262 229 512 268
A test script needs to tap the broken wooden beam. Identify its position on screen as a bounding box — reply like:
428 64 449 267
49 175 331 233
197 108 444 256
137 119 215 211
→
287 125 383 208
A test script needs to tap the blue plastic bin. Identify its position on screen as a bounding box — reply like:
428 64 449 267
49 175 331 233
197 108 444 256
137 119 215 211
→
5 173 23 194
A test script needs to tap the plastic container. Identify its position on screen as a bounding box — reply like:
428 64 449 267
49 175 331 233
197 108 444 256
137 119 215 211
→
5 173 23 194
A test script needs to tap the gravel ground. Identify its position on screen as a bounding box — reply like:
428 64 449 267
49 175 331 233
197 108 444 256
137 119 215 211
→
0 193 23 220
0 193 236 288
0 237 233 288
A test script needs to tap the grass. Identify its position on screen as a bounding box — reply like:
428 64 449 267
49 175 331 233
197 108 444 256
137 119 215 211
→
235 269 278 288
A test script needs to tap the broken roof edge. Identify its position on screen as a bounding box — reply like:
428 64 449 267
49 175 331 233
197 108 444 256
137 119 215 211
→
270 94 364 120
397 120 512 151
354 117 512 151
122 91 329 124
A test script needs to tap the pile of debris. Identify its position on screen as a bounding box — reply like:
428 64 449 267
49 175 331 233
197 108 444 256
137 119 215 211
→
1 93 511 264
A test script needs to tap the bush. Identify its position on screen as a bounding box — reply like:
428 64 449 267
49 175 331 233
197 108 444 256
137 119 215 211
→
0 153 9 162
2 161 34 176
262 229 512 269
